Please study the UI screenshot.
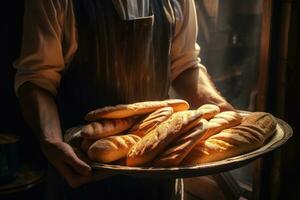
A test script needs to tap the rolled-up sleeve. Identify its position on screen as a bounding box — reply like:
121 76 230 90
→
14 0 67 96
170 0 207 81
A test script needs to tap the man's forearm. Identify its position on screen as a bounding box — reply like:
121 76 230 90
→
18 82 63 146
172 67 233 110
18 82 93 187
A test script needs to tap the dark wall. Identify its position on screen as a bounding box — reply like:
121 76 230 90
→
0 1 43 164
0 1 23 129
266 0 300 199
279 3 300 200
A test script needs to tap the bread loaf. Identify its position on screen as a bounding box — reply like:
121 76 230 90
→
154 119 208 167
85 99 189 120
182 112 277 165
165 99 190 112
88 134 141 163
201 111 242 141
197 104 220 120
127 110 204 166
81 138 97 153
81 118 134 139
128 107 174 137
180 104 220 133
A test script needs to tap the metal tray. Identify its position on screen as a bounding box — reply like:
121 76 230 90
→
65 114 293 178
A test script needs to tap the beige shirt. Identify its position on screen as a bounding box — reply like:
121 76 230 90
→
14 0 206 96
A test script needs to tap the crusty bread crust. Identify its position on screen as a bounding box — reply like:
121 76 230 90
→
85 99 189 120
88 134 141 163
81 118 135 139
154 119 208 167
126 110 204 166
182 112 277 165
200 111 243 141
81 138 97 153
196 104 220 120
129 107 174 137
180 104 220 133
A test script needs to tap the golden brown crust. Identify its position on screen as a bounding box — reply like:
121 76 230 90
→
165 99 190 112
200 111 243 141
84 99 189 120
81 118 135 139
180 104 220 133
88 134 141 163
128 107 174 137
81 138 97 153
154 119 208 167
197 104 220 120
182 112 277 165
126 110 204 166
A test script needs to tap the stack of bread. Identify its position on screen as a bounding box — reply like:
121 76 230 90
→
77 99 277 167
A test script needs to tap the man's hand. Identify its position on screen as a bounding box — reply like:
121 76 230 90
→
41 141 91 188
18 83 114 188
217 101 235 112
42 141 114 188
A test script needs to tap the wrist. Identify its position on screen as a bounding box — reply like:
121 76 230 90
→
40 138 63 151
194 85 234 110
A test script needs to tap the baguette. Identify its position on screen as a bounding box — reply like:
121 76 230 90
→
200 111 243 141
128 107 174 137
127 110 204 166
180 104 220 133
88 134 141 163
85 99 189 120
166 99 190 112
81 118 134 139
154 119 208 167
196 104 220 120
182 112 277 165
81 138 97 153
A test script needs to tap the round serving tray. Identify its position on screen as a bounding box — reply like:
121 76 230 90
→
64 111 293 178
65 114 293 178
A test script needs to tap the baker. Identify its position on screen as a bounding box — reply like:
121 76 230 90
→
14 0 233 199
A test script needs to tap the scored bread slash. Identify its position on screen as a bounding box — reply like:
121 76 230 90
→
197 104 220 120
154 119 208 167
88 134 141 163
180 104 220 133
126 110 206 167
199 111 243 141
129 107 174 137
81 118 135 139
84 99 189 121
182 112 277 165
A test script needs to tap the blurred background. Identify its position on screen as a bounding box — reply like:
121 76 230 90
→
184 0 300 200
0 0 299 199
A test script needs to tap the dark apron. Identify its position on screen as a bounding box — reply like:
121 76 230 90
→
53 0 182 199
58 0 174 128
